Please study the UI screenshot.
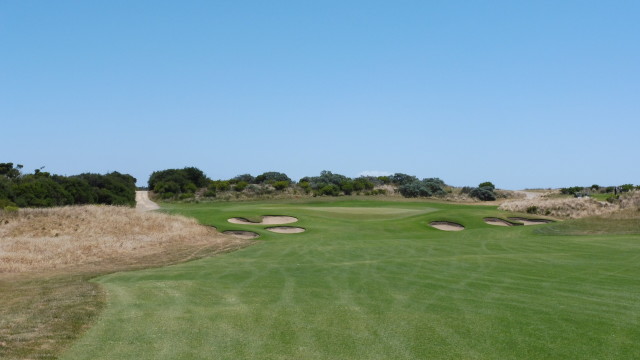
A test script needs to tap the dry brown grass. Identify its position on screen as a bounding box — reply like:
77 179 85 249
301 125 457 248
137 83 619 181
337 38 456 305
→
0 205 253 359
0 205 249 273
498 191 640 219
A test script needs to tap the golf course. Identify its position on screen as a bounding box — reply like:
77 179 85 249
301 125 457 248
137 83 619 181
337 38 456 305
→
59 198 640 359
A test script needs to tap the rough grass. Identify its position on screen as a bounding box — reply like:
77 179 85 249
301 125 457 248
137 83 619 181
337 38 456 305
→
536 208 640 236
498 191 640 219
0 206 252 359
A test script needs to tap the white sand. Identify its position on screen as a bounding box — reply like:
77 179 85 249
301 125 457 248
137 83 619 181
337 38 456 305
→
266 226 306 234
430 221 465 231
228 216 298 225
483 218 514 227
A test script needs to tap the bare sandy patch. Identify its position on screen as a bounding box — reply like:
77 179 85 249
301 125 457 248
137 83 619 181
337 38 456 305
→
228 216 298 225
222 230 260 239
483 218 518 227
266 226 306 234
507 217 554 225
430 221 465 231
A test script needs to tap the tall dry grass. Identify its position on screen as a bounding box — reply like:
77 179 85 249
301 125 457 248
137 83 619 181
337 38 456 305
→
498 191 640 219
0 205 250 273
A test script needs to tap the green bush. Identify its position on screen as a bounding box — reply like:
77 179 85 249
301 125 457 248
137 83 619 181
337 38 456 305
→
470 186 496 201
478 181 495 190
255 172 291 184
317 184 340 196
526 206 538 214
273 181 290 191
234 181 248 192
399 178 447 198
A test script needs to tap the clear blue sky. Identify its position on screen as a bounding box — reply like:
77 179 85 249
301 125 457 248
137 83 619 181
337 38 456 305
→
2 1 638 189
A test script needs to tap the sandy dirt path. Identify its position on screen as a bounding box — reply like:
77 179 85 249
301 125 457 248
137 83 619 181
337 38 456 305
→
515 190 543 199
135 191 160 212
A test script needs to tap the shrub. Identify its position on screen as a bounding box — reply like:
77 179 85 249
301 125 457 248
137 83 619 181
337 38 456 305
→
231 174 255 184
391 173 419 186
560 186 584 196
399 178 447 198
273 181 290 191
317 184 340 196
210 180 230 192
470 187 497 201
234 181 248 192
298 181 311 194
526 206 538 214
620 184 635 193
478 181 496 190
255 172 291 184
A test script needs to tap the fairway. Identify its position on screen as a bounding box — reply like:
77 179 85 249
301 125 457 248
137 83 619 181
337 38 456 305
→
62 199 640 359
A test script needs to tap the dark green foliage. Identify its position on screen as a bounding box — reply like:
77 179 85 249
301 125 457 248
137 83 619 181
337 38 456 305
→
255 172 291 184
76 172 137 206
377 176 391 185
391 173 419 186
478 181 495 190
470 186 497 201
398 178 447 198
301 171 351 196
149 167 209 199
620 184 635 193
526 206 538 214
231 174 255 184
0 163 23 179
0 163 136 208
560 186 584 196
591 184 600 191
317 184 340 196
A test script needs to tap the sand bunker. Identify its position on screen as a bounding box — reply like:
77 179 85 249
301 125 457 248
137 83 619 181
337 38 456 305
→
483 218 520 227
266 226 306 234
228 216 298 225
507 217 554 226
222 230 260 239
430 221 465 231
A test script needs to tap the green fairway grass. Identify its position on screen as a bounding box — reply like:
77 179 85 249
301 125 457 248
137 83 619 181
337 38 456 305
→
62 199 640 359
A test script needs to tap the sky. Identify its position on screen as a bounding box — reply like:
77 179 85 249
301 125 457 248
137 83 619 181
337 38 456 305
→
1 1 638 189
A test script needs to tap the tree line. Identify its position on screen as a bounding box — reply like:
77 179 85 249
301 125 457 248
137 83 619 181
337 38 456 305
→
148 167 500 202
0 163 136 209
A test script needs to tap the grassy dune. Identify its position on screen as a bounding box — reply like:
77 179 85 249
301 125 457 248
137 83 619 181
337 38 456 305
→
60 199 640 359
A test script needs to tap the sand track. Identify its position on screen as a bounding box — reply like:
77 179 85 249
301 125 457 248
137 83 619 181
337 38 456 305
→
135 191 160 212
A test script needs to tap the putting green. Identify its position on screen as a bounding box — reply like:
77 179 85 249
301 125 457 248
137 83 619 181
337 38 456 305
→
62 199 640 359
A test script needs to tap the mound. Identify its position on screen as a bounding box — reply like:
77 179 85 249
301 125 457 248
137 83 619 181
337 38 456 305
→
507 217 554 225
430 221 465 231
222 230 260 239
483 218 520 227
0 206 251 273
266 226 306 234
228 216 298 225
